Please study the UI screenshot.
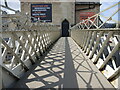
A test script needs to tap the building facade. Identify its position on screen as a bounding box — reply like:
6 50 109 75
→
20 0 100 28
20 0 75 27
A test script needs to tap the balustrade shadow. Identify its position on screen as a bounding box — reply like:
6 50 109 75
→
68 38 115 89
13 37 114 89
13 37 78 89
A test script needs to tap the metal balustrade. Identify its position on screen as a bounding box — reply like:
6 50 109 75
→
71 2 120 88
0 25 60 88
0 3 61 88
72 2 120 29
0 1 120 89
1 24 60 87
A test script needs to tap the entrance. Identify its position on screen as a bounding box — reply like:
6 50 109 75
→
62 19 69 37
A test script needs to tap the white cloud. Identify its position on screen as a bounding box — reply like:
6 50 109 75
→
1 0 20 14
100 0 120 3
1 0 20 3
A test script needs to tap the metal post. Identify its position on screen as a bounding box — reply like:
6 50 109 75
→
118 76 120 90
0 4 3 89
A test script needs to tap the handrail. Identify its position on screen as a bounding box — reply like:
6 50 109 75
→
71 28 119 88
71 2 120 88
1 1 61 88
71 2 120 30
0 1 53 32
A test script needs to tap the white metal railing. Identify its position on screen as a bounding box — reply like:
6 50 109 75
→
0 2 61 88
1 24 60 88
71 2 120 88
72 2 120 30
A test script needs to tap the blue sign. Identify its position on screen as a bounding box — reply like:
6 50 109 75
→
31 4 52 22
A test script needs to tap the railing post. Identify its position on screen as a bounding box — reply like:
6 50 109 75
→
71 2 120 89
86 31 97 56
93 32 113 63
118 76 120 90
84 31 92 53
0 42 2 87
99 42 119 70
0 6 3 89
89 31 104 59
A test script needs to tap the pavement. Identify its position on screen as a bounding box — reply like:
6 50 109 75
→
14 37 115 89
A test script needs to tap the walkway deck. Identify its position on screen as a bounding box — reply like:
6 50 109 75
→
14 37 114 89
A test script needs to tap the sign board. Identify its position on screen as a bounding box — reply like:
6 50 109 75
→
80 12 95 21
31 4 52 22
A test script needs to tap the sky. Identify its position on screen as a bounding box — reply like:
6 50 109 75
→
0 0 120 22
100 0 120 23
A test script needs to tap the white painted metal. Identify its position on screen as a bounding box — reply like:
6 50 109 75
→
1 4 61 87
71 2 120 88
1 1 120 89
1 27 60 88
0 5 3 89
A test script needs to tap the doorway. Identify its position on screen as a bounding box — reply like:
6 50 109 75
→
62 19 69 37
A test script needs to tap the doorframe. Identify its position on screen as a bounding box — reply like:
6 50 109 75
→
61 19 69 37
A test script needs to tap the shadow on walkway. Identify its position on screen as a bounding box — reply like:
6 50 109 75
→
13 37 114 89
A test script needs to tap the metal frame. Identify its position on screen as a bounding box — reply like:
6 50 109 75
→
0 1 120 89
71 2 120 88
0 2 61 88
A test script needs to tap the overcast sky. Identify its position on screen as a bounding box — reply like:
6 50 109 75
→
1 0 120 22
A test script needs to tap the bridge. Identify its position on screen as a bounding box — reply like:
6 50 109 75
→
0 2 120 89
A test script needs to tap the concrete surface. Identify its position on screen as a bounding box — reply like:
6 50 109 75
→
14 37 115 89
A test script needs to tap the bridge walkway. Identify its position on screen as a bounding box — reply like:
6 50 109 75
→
14 37 114 89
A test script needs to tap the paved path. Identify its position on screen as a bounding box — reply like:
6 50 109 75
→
14 37 114 89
